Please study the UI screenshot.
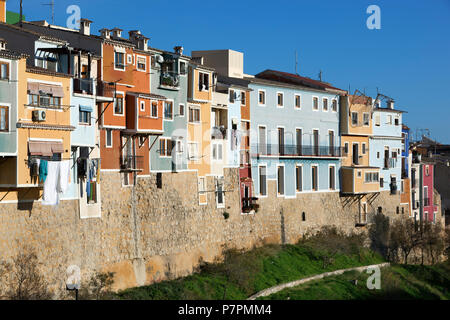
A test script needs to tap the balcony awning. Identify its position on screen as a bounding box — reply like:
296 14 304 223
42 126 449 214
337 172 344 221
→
28 141 64 157
79 105 93 112
28 82 64 97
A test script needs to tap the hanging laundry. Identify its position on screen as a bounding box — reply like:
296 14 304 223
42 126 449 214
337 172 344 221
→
57 160 70 194
39 159 48 183
42 161 60 206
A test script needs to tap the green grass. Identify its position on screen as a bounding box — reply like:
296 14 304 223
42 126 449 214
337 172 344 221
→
116 243 385 300
258 261 450 300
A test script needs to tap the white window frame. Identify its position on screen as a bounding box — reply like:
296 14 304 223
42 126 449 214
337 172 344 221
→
163 100 174 121
212 141 223 162
179 103 185 117
188 105 201 124
140 100 145 112
105 129 113 148
375 114 381 126
311 164 319 191
294 94 301 109
150 100 158 119
113 92 125 116
323 97 329 112
188 141 199 161
276 91 284 108
295 164 303 193
258 90 266 106
114 50 126 71
312 96 319 111
331 99 338 112
136 55 147 72
258 164 268 198
276 163 285 197
199 72 209 92
328 164 336 190
351 111 358 126
363 112 370 126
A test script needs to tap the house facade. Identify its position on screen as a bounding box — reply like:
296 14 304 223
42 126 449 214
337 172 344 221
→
247 70 345 200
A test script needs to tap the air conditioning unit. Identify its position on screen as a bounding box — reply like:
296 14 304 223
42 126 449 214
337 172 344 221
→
32 110 46 122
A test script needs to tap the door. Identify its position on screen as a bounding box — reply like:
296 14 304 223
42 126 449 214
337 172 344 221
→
313 130 319 155
384 147 390 168
296 129 302 155
259 126 266 154
312 166 318 191
329 131 334 156
353 143 359 165
278 127 284 155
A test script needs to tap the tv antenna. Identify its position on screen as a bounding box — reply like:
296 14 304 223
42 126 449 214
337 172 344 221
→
42 0 55 25
295 51 299 75
318 70 323 82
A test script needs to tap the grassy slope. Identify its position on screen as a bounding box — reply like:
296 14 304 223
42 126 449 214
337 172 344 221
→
116 244 384 300
259 262 450 300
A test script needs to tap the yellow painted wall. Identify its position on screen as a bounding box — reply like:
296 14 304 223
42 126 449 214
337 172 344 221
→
341 135 370 167
353 168 380 194
193 68 212 102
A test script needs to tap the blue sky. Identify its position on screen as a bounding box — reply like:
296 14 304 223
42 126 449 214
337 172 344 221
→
7 0 450 143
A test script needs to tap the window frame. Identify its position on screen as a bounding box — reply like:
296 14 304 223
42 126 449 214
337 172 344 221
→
188 105 201 123
188 141 199 161
323 97 329 112
258 164 268 197
351 112 358 126
79 110 91 125
258 90 266 106
294 94 301 109
105 129 113 148
179 103 185 117
0 105 9 132
312 96 319 111
113 94 125 116
212 141 223 161
0 62 9 80
140 100 145 112
329 164 336 190
136 55 147 72
114 51 125 71
150 100 158 118
277 164 285 196
295 164 303 193
363 112 370 126
331 99 338 112
164 100 174 121
276 92 284 108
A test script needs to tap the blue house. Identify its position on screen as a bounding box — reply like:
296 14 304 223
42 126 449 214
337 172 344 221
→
246 70 346 198
369 98 404 193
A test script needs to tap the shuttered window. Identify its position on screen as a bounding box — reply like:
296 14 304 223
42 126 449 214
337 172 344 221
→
259 166 267 196
277 166 284 195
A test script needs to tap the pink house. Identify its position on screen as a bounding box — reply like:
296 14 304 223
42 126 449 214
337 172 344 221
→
422 161 437 222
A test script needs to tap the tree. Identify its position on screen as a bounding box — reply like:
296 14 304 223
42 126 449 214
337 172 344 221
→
389 219 420 264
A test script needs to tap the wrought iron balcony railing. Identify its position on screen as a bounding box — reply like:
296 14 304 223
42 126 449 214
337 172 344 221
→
74 78 94 95
120 155 144 171
97 80 115 98
160 71 180 88
251 144 344 157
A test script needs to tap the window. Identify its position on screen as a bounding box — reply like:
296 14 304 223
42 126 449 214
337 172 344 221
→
179 104 185 117
198 177 206 194
351 112 358 125
159 138 172 157
229 89 235 103
277 166 285 195
212 142 223 161
312 166 318 191
329 166 335 190
105 129 112 148
241 91 246 105
362 143 366 154
114 51 125 70
189 106 200 123
277 92 284 107
79 110 91 125
29 94 61 108
151 101 158 118
137 56 146 71
365 172 379 183
296 165 303 192
0 106 8 131
199 72 209 91
394 117 399 126
188 142 199 160
323 98 328 111
259 166 267 196
164 101 173 120
114 96 124 115
375 114 380 126
140 101 145 112
332 99 337 112
387 115 392 124
344 142 349 155
179 61 187 75
363 113 370 126
295 95 301 109
127 54 133 65
0 62 8 80
377 152 380 159
425 165 429 176
312 97 319 110
258 90 265 105
216 178 225 208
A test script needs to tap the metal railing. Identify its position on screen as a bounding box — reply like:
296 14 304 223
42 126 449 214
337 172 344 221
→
160 71 180 88
97 80 115 98
251 144 344 157
74 78 94 95
120 155 144 170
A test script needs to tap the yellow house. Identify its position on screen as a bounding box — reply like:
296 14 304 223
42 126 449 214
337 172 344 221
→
0 64 72 202
340 94 380 224
187 61 214 205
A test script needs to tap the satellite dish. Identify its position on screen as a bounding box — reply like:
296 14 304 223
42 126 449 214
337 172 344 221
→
156 55 164 64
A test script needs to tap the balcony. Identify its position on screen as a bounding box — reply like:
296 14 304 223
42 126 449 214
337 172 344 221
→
120 155 144 171
74 78 94 95
160 71 180 90
212 126 227 140
96 81 115 99
341 167 381 194
252 144 344 158
383 158 397 169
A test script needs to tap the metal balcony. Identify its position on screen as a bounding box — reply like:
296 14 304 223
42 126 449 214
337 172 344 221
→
73 78 94 95
251 144 344 158
160 71 180 89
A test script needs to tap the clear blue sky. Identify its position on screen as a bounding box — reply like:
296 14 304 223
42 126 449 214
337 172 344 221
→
7 0 450 143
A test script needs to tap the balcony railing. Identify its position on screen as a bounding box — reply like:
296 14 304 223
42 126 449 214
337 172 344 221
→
96 80 115 98
160 71 180 89
120 155 144 171
251 144 344 157
212 126 227 139
74 78 94 95
384 158 397 169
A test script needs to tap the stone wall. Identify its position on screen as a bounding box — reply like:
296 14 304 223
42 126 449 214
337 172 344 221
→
0 168 410 297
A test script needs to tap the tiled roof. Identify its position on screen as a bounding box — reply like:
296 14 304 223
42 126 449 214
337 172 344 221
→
0 22 68 44
0 49 28 60
217 74 250 89
254 69 346 93
26 66 72 78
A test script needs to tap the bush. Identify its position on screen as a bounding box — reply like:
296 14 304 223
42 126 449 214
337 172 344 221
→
78 271 116 300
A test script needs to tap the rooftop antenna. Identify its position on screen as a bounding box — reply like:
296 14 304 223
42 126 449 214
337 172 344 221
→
42 0 55 25
318 70 323 82
295 51 299 75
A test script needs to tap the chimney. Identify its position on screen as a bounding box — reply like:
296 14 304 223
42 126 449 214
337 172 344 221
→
99 28 111 39
0 38 7 51
129 30 141 41
111 28 123 38
387 100 394 109
174 46 184 56
0 0 6 23
79 18 92 36
129 31 148 51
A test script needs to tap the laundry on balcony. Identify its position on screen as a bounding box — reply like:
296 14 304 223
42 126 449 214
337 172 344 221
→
42 160 71 206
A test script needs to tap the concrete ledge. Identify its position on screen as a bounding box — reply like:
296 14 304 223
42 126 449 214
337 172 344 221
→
247 262 390 300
